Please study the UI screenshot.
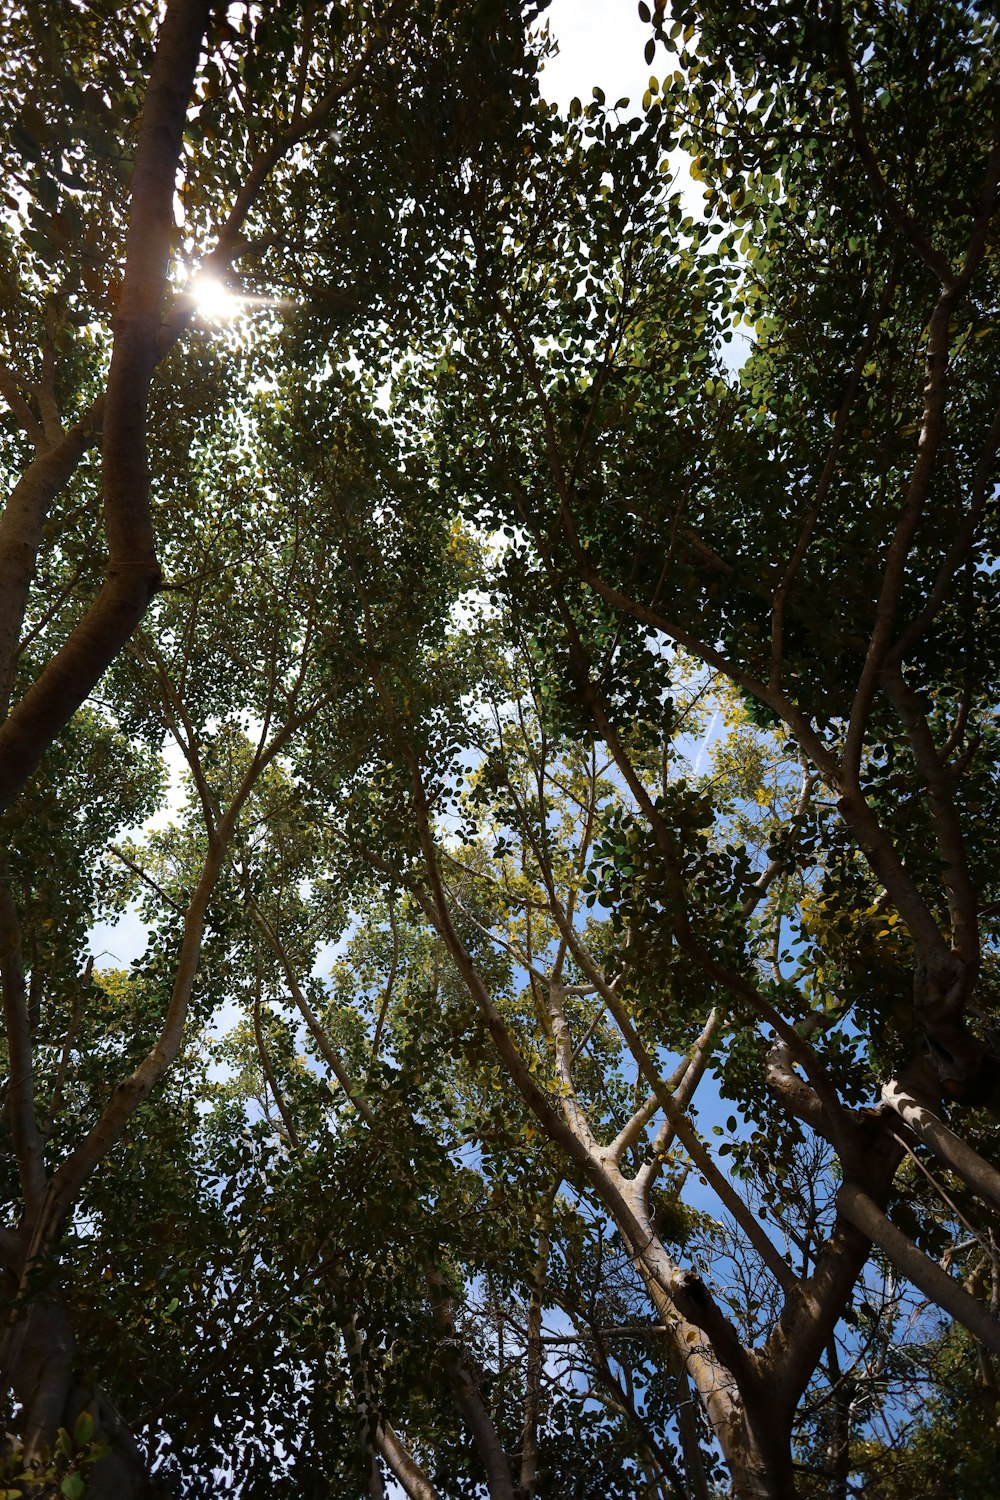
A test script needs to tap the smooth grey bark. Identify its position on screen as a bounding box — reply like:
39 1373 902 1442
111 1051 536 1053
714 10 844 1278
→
882 1077 1000 1214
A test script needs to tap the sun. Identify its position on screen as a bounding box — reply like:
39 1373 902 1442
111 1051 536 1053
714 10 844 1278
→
190 274 243 320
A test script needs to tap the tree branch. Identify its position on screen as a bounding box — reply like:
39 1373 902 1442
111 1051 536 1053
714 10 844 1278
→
0 0 212 811
837 1181 1000 1354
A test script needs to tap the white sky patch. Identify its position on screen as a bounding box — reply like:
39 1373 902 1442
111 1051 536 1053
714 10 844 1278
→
538 0 654 111
87 902 148 969
87 737 191 968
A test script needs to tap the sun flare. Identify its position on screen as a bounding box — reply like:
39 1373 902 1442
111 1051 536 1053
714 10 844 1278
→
190 274 243 320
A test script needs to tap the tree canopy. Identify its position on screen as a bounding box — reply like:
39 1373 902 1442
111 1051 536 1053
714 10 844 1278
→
0 1 999 1497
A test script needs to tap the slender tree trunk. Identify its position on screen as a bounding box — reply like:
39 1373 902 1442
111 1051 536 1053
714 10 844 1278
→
518 1202 552 1498
427 1276 516 1500
342 1317 443 1500
824 1378 853 1500
668 1341 712 1500
4 1292 150 1498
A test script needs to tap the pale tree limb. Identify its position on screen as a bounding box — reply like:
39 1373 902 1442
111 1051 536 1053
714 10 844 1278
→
882 1078 1000 1216
609 1049 694 1165
342 1318 442 1500
402 765 759 1385
634 1011 721 1210
547 975 599 1154
837 1182 1000 1355
535 893 797 1296
376 1422 441 1500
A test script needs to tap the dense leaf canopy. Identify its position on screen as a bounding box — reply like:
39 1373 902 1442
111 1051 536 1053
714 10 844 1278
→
0 2 998 1497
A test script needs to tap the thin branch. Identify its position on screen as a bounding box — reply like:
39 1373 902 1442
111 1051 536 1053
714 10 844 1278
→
249 900 375 1125
252 964 300 1149
0 358 43 445
108 844 186 915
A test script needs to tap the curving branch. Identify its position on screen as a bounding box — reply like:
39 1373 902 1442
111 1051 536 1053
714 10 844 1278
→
0 401 104 713
766 1039 828 1135
249 899 376 1126
427 1273 517 1500
0 358 43 446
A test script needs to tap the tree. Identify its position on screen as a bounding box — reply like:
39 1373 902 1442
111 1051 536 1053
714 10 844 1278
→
1 0 999 1496
0 1 545 1491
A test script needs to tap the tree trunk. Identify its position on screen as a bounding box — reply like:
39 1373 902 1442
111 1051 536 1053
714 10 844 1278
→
636 1257 797 1500
427 1275 516 1500
3 1293 150 1498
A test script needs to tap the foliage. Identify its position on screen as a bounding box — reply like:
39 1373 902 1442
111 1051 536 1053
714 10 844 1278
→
0 1 998 1498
